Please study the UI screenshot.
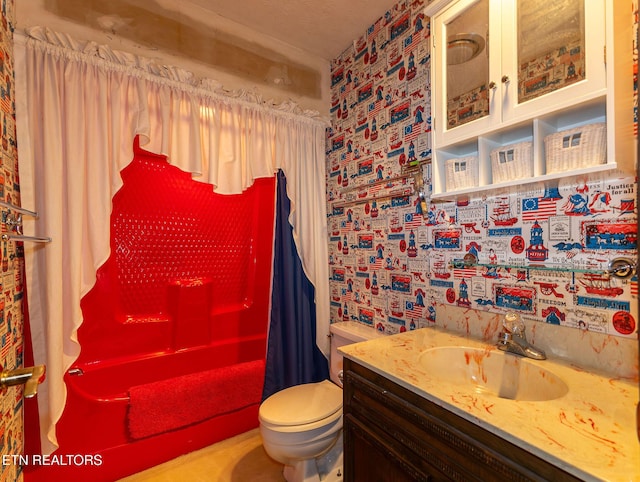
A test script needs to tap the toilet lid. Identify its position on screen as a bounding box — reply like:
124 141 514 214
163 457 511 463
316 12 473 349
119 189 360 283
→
260 380 342 426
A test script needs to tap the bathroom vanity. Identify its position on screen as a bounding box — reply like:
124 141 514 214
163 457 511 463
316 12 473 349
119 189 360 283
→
340 328 639 482
344 358 580 481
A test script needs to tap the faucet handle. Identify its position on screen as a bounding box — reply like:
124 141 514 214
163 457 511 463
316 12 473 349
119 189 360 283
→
503 312 525 337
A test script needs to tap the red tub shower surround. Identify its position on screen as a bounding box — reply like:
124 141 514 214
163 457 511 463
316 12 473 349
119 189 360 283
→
25 141 277 482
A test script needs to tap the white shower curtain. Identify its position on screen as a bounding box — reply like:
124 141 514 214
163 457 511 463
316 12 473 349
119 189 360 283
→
14 26 330 454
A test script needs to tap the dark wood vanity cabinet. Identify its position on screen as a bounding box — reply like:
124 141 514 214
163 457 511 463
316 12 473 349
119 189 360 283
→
343 358 582 482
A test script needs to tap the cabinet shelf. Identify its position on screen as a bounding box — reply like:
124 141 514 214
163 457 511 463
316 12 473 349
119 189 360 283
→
449 256 635 278
432 160 617 201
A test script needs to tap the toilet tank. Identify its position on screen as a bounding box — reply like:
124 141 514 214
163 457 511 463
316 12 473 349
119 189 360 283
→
329 321 382 386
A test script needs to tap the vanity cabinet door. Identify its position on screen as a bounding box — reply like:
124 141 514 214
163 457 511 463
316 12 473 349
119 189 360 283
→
344 414 444 482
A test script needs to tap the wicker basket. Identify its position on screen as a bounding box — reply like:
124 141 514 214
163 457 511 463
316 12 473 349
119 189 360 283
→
545 123 606 173
445 156 478 191
490 141 533 184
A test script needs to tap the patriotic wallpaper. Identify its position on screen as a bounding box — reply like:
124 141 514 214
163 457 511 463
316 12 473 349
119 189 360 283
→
0 1 27 481
326 0 639 339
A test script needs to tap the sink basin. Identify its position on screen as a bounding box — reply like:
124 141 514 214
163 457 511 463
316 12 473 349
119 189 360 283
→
418 346 568 401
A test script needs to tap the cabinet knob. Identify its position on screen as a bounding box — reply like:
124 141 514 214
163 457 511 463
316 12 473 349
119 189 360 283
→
501 75 510 84
488 81 496 90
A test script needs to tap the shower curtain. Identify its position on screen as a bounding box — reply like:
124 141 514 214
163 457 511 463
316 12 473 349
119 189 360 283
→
14 26 330 454
263 170 329 400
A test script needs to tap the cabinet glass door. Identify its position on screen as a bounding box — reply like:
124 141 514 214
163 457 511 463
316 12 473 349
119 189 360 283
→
516 0 585 104
445 0 490 130
502 0 605 122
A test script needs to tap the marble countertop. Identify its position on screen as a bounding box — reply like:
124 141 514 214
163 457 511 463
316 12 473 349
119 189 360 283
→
339 327 640 482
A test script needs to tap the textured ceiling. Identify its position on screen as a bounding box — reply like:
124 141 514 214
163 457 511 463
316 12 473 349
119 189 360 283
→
185 0 401 60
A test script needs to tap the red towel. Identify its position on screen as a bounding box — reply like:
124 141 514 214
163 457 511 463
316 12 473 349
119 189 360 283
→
127 359 265 440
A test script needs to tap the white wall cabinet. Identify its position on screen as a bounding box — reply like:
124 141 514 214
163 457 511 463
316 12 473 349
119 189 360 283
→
426 0 635 200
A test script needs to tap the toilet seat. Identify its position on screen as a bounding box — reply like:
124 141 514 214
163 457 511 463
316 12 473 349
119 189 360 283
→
259 380 342 432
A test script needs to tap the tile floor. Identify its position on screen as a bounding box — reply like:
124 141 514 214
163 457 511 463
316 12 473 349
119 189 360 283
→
118 429 285 481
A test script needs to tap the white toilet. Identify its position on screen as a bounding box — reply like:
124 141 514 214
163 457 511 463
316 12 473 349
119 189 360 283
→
259 321 381 482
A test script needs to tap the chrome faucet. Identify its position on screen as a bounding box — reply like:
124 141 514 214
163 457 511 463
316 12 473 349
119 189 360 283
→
497 313 546 360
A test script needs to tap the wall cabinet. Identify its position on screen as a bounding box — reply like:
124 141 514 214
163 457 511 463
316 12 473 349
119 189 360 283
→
426 0 634 199
343 357 583 482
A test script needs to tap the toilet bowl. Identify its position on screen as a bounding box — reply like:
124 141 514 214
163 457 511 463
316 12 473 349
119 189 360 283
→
259 380 343 482
259 321 381 482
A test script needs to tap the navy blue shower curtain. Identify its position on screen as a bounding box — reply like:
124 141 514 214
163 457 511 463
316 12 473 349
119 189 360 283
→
262 170 329 400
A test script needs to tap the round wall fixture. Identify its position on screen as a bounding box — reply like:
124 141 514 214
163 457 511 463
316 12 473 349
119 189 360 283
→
447 33 485 65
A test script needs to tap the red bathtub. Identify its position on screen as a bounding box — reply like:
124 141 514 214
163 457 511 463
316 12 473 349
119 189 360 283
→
25 145 277 482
